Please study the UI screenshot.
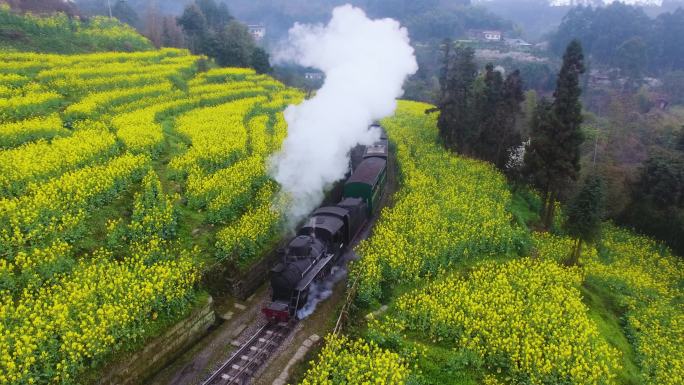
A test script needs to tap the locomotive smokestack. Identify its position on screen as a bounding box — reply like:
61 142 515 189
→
269 5 417 226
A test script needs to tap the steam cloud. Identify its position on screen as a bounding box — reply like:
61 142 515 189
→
270 5 417 224
296 266 347 319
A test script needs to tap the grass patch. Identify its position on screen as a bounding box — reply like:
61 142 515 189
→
581 279 643 385
409 342 481 385
510 185 541 229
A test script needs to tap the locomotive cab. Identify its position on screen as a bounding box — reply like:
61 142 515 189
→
263 234 332 321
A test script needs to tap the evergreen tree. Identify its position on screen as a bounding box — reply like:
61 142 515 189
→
619 149 684 255
211 21 254 67
475 67 524 169
177 4 208 52
436 38 455 146
197 0 232 31
112 0 138 28
525 40 585 229
473 63 504 164
436 46 524 167
435 43 476 152
524 98 557 198
497 69 524 168
565 174 605 265
450 46 477 154
177 0 267 72
251 48 272 74
615 36 647 91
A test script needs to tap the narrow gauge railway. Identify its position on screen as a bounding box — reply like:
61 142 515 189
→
263 123 389 322
198 123 389 385
200 322 292 385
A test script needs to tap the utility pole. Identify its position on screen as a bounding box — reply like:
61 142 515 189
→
106 0 112 18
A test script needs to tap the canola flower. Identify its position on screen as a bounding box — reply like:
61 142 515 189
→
299 334 410 385
169 97 266 175
582 225 684 385
215 181 283 269
64 82 172 121
0 128 119 196
0 48 306 385
127 171 177 242
353 101 526 304
0 91 63 123
0 247 200 385
187 156 268 222
0 154 150 260
0 114 68 148
374 258 620 385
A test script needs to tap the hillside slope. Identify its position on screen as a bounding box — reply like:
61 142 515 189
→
297 101 684 385
0 5 152 53
0 48 302 384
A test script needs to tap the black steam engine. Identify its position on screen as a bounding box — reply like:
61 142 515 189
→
262 124 389 322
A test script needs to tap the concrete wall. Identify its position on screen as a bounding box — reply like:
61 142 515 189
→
96 296 215 385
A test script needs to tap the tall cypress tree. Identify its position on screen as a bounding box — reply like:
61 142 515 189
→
525 40 585 229
496 69 524 169
451 46 477 154
474 64 504 163
473 66 524 168
436 43 476 152
565 174 605 265
524 98 557 197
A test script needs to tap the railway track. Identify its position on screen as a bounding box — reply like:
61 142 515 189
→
200 322 293 385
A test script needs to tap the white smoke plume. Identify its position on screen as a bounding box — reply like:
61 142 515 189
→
270 5 417 224
296 266 347 319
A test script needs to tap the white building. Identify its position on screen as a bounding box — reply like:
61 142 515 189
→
304 72 324 81
248 25 266 41
482 30 502 41
468 29 503 42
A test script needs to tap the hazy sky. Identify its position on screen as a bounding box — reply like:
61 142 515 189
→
476 0 664 5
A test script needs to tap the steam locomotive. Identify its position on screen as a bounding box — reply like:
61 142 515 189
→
262 124 388 322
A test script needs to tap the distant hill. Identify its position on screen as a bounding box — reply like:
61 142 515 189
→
476 0 665 5
0 5 153 53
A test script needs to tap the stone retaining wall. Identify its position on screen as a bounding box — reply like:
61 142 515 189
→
96 296 215 385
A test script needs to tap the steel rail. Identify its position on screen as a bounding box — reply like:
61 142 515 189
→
200 324 269 385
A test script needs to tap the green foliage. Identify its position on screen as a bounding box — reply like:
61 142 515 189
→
662 70 684 105
551 3 684 73
525 40 585 229
634 150 683 208
436 42 477 152
619 149 684 255
566 174 605 243
435 43 524 169
112 0 139 28
565 174 605 263
615 37 647 89
177 0 270 73
212 21 257 67
0 5 153 53
398 5 511 41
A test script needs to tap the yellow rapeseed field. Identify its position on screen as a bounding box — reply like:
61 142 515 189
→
0 49 302 384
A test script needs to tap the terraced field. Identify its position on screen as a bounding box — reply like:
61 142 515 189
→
299 101 684 385
0 48 302 385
